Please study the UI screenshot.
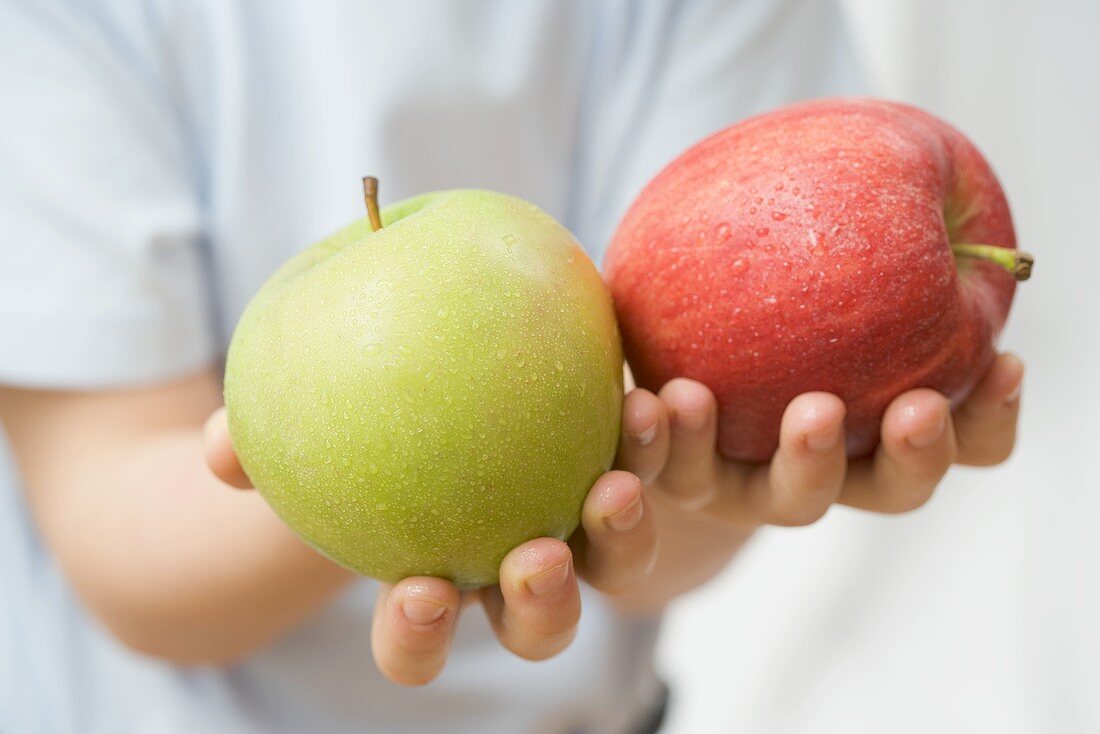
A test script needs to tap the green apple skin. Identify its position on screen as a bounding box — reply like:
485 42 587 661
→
224 190 622 588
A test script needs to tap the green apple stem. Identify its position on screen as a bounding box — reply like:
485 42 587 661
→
362 176 383 232
951 243 1034 281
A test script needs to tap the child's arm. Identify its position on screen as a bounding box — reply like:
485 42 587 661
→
2 351 1021 681
0 369 357 664
0 366 654 681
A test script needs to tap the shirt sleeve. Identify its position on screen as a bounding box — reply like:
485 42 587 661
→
571 0 868 262
0 2 215 389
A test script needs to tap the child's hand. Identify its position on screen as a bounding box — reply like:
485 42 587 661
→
617 352 1023 523
600 351 1024 614
204 352 1022 685
203 418 658 686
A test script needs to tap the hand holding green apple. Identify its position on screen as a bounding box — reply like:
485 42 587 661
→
212 180 661 683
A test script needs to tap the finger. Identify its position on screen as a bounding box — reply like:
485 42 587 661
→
953 353 1024 466
615 388 670 485
371 577 461 686
656 379 722 509
715 393 847 526
840 389 956 513
572 471 658 594
202 407 252 489
480 538 579 661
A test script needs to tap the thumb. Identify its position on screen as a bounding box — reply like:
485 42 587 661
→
203 407 253 489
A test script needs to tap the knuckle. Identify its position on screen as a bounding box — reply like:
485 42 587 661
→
657 475 715 509
632 464 663 488
587 561 652 596
534 604 582 640
375 646 445 687
391 628 447 657
665 488 714 511
384 664 441 687
508 627 577 661
960 439 1015 467
888 483 936 513
770 496 830 527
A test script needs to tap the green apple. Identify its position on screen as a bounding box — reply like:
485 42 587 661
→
224 181 623 587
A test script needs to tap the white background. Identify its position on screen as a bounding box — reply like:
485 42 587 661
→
660 1 1100 732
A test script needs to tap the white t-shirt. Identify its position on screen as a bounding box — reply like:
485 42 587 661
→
0 1 861 732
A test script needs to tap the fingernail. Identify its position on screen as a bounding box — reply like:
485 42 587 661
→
525 560 572 598
401 599 447 625
906 411 946 449
606 495 644 533
1004 379 1022 405
631 423 659 447
804 424 841 453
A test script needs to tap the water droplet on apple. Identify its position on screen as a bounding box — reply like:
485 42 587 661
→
436 306 449 318
771 211 787 221
732 258 747 273
502 234 517 249
715 223 732 241
554 360 564 371
363 342 383 356
756 227 770 238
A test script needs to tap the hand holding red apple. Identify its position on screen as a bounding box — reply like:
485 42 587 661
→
606 98 1032 462
597 350 1023 616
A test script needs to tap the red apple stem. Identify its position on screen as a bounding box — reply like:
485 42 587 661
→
362 176 383 232
951 243 1034 281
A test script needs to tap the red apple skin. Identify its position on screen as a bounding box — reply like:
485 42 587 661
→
604 98 1019 462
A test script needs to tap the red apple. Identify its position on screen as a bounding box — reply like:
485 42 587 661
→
604 98 1032 462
